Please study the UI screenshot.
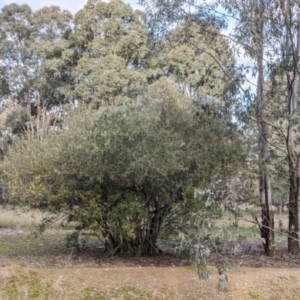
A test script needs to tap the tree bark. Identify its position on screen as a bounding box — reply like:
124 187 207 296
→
286 72 300 254
288 172 299 254
255 1 275 256
103 201 170 255
285 4 300 255
286 65 300 254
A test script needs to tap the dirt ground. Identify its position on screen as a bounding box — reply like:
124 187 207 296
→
1 228 300 299
0 264 300 299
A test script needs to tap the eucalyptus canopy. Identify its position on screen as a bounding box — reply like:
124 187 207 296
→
0 4 74 134
72 0 148 106
147 21 237 109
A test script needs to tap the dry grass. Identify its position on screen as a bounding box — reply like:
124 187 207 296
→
0 265 299 300
0 206 47 230
217 210 289 230
0 205 73 230
0 206 299 299
216 210 289 244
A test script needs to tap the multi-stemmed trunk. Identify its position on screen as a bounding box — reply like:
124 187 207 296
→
104 200 171 255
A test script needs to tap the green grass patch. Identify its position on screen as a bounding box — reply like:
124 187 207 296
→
1 272 54 300
0 234 67 258
224 225 260 240
0 232 102 268
248 291 266 300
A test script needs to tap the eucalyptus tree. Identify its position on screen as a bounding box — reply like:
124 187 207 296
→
144 0 300 255
141 0 276 256
228 0 300 254
142 0 299 256
0 4 74 135
224 0 275 256
147 21 237 114
72 0 148 106
264 1 300 254
31 6 74 133
0 4 35 129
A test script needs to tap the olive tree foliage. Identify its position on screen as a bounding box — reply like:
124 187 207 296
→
0 4 74 136
1 78 244 255
72 0 148 106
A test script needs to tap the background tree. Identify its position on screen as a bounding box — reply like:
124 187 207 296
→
141 0 300 256
228 0 275 256
72 0 147 106
262 1 300 254
31 6 74 134
147 21 236 110
230 0 300 254
0 4 74 135
0 4 35 130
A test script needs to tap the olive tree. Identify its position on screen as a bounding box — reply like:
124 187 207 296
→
1 78 244 254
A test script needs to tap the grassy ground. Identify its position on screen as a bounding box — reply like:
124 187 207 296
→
217 210 289 244
0 205 77 230
0 205 73 230
0 206 45 230
0 206 300 299
0 265 300 299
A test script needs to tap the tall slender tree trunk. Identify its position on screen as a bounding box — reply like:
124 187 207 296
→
286 69 300 254
280 0 300 254
286 9 300 254
255 1 275 256
287 163 299 254
257 61 275 256
286 89 300 254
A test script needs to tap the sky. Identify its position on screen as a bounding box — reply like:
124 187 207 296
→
0 0 143 14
